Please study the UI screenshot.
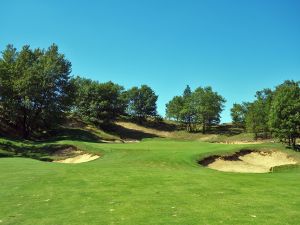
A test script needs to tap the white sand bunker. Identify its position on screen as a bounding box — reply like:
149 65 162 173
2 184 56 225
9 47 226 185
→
199 150 297 173
54 153 100 164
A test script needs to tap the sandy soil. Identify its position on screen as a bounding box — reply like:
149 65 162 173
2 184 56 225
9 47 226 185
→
198 135 219 141
220 141 264 145
54 153 100 163
203 151 297 173
123 140 140 143
116 122 172 137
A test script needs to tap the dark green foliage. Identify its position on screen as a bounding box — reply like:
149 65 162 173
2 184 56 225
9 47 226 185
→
183 85 192 97
166 85 226 133
269 80 300 148
71 76 127 125
230 102 249 128
244 89 272 139
125 85 158 121
192 87 226 133
241 90 271 138
0 44 160 137
165 96 184 122
234 80 300 149
0 140 77 162
166 85 196 132
0 44 73 138
181 85 195 131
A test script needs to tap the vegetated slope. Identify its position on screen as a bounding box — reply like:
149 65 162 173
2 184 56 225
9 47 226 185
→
62 118 265 143
0 119 289 163
0 115 269 144
115 121 173 138
0 117 272 163
0 117 115 161
114 120 268 143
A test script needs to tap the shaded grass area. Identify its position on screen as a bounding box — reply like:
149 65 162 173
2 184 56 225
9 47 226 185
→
0 122 161 162
1 116 271 144
0 138 78 161
103 123 159 140
0 138 300 225
208 132 258 143
58 119 160 142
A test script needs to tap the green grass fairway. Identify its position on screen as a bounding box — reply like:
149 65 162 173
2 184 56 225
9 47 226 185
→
1 139 300 225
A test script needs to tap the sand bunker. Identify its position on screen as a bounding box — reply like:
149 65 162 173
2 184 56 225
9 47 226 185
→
54 153 100 164
199 150 297 173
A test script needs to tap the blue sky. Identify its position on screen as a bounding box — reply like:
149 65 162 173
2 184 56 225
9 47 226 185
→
1 0 300 122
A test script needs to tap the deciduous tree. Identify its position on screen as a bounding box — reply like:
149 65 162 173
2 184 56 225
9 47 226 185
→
230 102 249 128
269 80 300 148
166 85 225 133
192 86 226 133
125 85 158 121
245 89 272 139
0 44 73 138
165 96 184 122
71 77 127 125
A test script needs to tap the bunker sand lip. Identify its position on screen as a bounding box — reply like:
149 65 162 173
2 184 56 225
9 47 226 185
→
199 150 297 173
54 153 100 163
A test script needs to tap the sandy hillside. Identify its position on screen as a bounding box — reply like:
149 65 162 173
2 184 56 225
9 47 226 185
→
116 121 172 137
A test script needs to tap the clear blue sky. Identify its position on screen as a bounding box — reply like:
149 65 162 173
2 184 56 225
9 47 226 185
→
1 0 300 122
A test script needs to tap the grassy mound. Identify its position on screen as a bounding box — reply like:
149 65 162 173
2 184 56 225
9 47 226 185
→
0 119 299 224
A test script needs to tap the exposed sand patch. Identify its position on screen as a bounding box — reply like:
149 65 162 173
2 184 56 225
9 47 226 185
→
100 139 140 143
198 135 218 141
123 140 140 143
116 122 172 137
219 141 265 145
101 140 123 143
199 150 297 173
54 153 100 163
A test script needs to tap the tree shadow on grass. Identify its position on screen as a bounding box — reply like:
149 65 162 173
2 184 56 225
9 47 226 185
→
42 127 105 143
286 145 300 152
134 120 178 132
0 140 76 161
101 123 159 140
206 124 244 135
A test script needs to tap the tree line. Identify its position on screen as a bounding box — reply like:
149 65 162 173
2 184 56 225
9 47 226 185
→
231 80 300 149
0 44 158 138
166 85 226 133
1 44 299 149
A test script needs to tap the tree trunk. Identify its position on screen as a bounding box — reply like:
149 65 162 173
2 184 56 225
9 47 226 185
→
137 116 144 124
22 115 29 138
292 137 296 149
186 122 191 132
288 135 291 146
202 123 206 134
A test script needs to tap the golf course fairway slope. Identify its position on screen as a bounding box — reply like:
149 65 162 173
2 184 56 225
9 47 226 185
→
1 139 300 225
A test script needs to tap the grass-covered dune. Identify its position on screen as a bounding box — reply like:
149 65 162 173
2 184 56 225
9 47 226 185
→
1 136 300 225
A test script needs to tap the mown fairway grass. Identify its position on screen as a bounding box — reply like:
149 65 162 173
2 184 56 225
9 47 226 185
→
1 138 300 225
